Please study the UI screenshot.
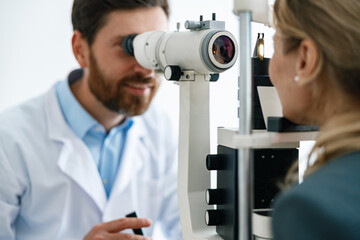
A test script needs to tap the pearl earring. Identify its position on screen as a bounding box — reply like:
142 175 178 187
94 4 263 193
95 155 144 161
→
294 75 300 82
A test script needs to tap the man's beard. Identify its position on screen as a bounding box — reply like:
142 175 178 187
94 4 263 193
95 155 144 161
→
88 53 158 116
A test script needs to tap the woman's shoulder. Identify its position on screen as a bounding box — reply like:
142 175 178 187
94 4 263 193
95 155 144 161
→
277 150 360 211
303 151 360 193
272 151 360 239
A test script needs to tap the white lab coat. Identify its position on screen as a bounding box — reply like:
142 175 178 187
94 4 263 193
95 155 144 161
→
0 85 182 240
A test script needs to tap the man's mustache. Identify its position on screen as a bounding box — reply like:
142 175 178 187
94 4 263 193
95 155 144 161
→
120 74 155 85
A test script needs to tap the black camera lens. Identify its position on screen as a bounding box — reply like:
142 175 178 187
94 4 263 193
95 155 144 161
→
212 35 235 64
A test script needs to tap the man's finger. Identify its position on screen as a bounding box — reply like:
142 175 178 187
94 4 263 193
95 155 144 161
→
103 217 152 233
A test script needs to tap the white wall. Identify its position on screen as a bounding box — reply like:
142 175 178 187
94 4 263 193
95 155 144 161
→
0 0 275 153
0 0 76 111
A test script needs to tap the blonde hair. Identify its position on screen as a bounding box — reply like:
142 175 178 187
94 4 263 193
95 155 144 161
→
273 0 360 181
306 113 360 176
274 0 360 100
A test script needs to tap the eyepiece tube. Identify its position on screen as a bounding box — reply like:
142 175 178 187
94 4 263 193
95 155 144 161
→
122 34 138 56
121 29 238 74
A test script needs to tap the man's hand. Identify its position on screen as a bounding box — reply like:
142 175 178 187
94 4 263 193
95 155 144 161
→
84 217 152 240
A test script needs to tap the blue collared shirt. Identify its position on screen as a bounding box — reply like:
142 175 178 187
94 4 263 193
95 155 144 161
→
55 70 133 198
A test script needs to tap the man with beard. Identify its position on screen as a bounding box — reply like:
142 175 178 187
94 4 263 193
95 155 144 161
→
0 1 182 240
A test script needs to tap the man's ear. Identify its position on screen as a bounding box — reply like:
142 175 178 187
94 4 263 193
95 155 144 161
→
295 39 319 85
72 30 89 68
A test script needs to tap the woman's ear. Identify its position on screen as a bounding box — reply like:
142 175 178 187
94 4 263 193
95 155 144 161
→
295 39 319 85
72 30 89 68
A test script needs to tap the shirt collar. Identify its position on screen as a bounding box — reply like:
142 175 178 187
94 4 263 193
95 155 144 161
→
57 69 134 138
56 71 97 138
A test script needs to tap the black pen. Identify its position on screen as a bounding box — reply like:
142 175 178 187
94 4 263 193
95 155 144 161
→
126 211 144 235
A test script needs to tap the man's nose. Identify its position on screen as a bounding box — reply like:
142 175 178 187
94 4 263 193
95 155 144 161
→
132 60 154 78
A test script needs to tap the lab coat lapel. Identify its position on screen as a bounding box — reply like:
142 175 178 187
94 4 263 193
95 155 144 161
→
45 87 107 212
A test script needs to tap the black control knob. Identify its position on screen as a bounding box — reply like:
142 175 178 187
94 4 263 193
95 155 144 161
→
210 74 219 82
164 65 182 81
205 210 225 226
206 154 226 170
206 189 226 205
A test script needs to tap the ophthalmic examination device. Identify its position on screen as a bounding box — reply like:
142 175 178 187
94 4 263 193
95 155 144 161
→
122 0 318 239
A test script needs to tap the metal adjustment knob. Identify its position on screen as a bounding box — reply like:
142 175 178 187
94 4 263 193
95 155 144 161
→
206 154 226 170
206 189 226 205
205 210 225 226
164 65 182 81
184 20 201 30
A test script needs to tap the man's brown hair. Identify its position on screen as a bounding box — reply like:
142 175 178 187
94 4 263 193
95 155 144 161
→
72 0 169 45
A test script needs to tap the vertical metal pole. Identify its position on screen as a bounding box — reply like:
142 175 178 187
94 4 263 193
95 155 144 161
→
238 11 253 240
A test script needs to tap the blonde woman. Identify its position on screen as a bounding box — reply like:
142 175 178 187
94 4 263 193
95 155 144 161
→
269 0 360 239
